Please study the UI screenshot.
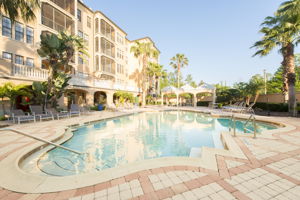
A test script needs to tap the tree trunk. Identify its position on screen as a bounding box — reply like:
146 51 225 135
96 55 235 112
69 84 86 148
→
141 55 147 107
1 98 5 115
282 59 289 103
44 68 52 109
253 93 259 104
283 43 297 116
177 64 180 88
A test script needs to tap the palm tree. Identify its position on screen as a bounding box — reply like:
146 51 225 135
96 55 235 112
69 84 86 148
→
252 0 300 116
2 82 31 110
147 62 165 95
37 32 87 108
130 42 159 106
170 54 189 89
0 0 39 22
249 74 265 104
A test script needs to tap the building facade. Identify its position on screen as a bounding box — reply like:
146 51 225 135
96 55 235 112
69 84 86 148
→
0 0 159 109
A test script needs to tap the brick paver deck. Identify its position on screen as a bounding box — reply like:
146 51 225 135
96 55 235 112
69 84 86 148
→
0 108 300 200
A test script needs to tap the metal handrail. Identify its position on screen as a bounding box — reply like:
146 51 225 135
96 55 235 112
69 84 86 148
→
0 128 85 155
244 114 255 128
229 114 257 138
243 114 257 138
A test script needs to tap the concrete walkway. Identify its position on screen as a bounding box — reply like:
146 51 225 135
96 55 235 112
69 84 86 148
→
0 108 299 200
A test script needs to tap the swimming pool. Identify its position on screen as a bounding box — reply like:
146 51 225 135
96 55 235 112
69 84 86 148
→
30 111 277 176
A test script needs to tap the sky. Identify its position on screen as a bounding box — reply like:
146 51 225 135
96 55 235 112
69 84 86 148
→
83 0 290 86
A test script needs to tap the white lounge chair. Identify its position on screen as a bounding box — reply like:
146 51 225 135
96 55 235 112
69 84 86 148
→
29 105 54 121
11 109 36 124
70 104 81 116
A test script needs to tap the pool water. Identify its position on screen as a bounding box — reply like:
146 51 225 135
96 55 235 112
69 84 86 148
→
37 111 277 176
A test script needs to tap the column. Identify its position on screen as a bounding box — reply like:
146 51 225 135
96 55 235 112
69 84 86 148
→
212 89 216 108
193 93 197 107
106 91 114 105
161 93 164 106
86 91 94 106
176 93 179 107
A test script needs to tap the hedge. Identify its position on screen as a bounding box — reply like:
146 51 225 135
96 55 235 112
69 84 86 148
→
253 102 300 112
197 101 210 106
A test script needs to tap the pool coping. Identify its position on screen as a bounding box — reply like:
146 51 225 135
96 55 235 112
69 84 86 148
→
0 107 296 193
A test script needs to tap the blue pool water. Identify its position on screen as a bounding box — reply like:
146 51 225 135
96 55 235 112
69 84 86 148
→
38 111 277 176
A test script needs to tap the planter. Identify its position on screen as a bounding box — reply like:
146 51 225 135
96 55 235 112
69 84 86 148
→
97 104 103 111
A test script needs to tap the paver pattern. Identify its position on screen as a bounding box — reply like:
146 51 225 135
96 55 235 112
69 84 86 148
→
0 108 300 200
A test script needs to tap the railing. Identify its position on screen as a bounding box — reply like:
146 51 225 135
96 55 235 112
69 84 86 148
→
0 128 84 155
69 72 92 87
229 114 257 138
11 64 48 80
243 114 257 138
94 79 114 89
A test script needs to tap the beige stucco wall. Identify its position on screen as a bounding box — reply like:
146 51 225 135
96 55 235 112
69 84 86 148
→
255 92 300 103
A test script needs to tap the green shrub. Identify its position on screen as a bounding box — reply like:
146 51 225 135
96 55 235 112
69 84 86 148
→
90 106 98 111
0 115 6 121
253 102 289 112
197 101 209 106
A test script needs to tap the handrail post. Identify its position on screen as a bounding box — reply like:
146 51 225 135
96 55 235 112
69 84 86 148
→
233 117 236 137
253 117 257 139
229 114 233 132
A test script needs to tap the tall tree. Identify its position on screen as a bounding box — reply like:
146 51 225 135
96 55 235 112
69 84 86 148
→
185 74 197 88
252 0 300 116
170 54 189 89
130 42 159 106
37 32 87 108
0 0 39 22
147 62 166 97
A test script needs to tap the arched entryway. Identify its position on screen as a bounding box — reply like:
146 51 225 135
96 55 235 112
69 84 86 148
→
94 91 107 105
179 93 194 106
65 89 88 109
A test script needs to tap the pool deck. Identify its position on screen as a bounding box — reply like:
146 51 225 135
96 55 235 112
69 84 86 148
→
0 107 300 200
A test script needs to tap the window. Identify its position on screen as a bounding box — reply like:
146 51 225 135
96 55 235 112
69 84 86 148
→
84 34 89 41
100 19 115 41
95 18 99 33
15 55 24 65
95 37 99 52
101 37 115 57
26 58 34 67
117 33 124 44
78 30 83 38
26 26 34 44
15 22 24 41
117 49 124 60
41 3 75 34
2 17 12 37
77 9 81 22
87 16 91 28
78 53 84 64
96 55 100 71
50 0 75 16
84 34 89 45
2 52 12 60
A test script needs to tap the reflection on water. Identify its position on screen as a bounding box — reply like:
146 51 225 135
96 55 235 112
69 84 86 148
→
38 111 276 176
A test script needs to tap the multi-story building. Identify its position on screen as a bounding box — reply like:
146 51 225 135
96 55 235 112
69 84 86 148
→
0 0 159 109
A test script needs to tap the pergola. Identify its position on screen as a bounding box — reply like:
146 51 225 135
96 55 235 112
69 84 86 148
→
161 83 216 107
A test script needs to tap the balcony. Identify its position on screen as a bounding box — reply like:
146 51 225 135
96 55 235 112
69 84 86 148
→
94 79 114 89
93 79 139 92
41 3 75 34
69 71 92 87
11 64 48 80
50 0 75 16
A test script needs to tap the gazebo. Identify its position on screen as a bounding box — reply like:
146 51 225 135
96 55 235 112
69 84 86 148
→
161 83 216 107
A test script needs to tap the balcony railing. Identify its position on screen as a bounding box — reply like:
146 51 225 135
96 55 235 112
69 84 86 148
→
69 71 92 87
11 64 48 80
